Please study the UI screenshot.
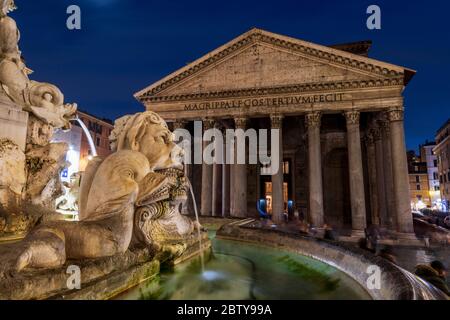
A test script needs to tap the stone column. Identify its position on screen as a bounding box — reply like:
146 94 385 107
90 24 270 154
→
373 127 388 227
365 131 380 225
222 152 231 217
212 123 223 217
344 111 367 236
306 112 324 227
379 116 396 230
231 117 247 217
201 119 215 217
388 107 415 236
271 115 284 223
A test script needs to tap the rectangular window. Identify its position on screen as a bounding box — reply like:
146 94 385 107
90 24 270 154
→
416 176 420 183
96 137 101 147
434 160 438 167
416 184 421 191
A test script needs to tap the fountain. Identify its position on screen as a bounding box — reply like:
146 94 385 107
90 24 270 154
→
54 117 98 220
0 0 77 240
75 116 98 157
0 3 446 301
0 3 210 299
187 179 205 272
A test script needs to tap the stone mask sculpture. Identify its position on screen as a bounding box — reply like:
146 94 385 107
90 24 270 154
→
14 111 197 271
55 172 81 213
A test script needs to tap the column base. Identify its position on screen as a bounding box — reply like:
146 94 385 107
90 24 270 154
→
350 229 366 239
337 230 366 243
309 227 325 239
396 232 418 240
377 232 426 247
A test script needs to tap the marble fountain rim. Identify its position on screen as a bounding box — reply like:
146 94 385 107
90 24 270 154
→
215 222 447 300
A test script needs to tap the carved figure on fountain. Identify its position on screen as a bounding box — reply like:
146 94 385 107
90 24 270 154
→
56 172 81 213
13 111 199 272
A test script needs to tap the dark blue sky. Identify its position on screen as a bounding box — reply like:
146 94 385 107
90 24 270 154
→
11 0 450 150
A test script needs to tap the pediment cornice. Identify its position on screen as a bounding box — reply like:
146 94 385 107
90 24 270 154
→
140 78 404 103
135 28 415 101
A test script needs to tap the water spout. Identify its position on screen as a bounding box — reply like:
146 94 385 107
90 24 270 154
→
186 178 205 272
74 116 98 157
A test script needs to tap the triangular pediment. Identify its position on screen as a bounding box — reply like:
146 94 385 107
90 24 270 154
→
135 28 415 102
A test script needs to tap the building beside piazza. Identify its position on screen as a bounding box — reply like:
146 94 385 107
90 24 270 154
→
135 28 417 238
434 119 450 210
407 142 441 210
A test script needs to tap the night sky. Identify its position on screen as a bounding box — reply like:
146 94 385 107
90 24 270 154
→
11 0 450 150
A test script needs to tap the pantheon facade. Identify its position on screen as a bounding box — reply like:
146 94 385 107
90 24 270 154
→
135 28 416 238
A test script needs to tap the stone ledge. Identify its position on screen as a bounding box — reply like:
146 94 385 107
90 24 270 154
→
51 259 160 300
0 247 156 300
0 233 210 300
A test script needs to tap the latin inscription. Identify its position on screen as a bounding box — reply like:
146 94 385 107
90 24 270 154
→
184 93 345 111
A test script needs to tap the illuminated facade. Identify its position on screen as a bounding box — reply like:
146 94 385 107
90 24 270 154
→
434 119 450 211
135 28 417 237
420 142 441 207
408 151 431 210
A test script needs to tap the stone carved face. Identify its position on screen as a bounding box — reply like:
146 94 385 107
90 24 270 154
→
139 123 183 171
111 112 183 171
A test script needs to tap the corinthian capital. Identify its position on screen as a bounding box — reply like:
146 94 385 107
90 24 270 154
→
234 117 247 129
270 114 284 129
371 128 382 141
344 110 360 125
305 111 321 129
364 131 375 145
387 107 404 122
172 120 187 130
203 119 215 130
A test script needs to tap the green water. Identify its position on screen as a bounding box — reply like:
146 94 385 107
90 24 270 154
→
115 233 371 300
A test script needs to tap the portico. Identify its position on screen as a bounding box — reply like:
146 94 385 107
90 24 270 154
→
135 28 416 237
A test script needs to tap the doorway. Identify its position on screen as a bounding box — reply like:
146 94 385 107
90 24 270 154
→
259 160 293 216
323 148 351 228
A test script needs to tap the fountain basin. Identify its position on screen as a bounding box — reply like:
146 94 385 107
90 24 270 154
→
216 222 447 300
0 232 210 300
115 231 371 300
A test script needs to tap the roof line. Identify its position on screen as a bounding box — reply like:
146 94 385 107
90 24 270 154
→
134 27 416 100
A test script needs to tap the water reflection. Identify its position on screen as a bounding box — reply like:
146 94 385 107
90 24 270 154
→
116 233 371 300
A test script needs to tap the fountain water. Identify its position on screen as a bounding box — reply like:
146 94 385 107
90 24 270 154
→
75 116 98 157
186 179 205 272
